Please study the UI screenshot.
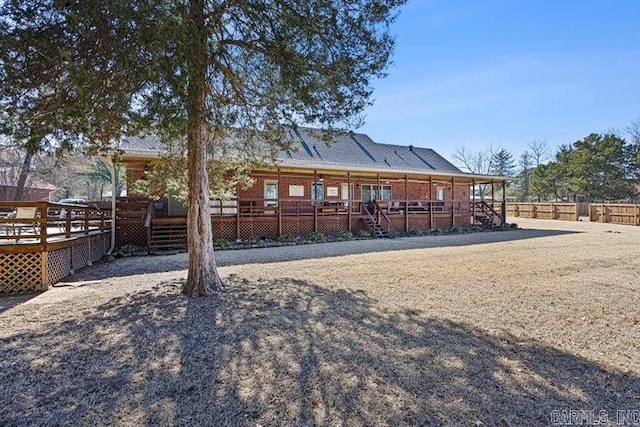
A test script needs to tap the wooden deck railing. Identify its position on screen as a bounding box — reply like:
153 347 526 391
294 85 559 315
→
205 198 474 219
0 201 111 245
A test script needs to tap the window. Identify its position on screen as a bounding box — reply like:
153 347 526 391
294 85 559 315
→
264 181 278 207
341 183 354 200
436 187 446 201
361 184 392 202
311 182 324 203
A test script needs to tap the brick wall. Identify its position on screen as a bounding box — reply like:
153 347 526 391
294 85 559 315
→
240 172 470 204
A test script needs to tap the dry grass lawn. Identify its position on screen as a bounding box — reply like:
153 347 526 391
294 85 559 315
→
1 218 639 426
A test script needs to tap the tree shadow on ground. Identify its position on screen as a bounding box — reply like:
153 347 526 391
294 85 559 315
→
0 293 41 314
61 228 578 282
2 275 635 426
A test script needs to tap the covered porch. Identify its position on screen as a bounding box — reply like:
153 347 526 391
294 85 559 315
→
126 167 507 250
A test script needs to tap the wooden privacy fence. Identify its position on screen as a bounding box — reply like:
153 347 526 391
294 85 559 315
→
507 202 640 226
507 203 579 221
589 204 640 226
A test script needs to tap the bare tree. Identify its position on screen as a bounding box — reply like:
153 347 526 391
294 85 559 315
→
452 146 494 175
452 146 496 199
628 119 640 145
527 139 549 167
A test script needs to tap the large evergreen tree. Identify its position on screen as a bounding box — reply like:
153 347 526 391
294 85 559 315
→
1 0 406 295
489 148 516 177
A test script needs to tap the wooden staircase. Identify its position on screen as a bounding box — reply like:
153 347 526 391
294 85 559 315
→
148 220 187 252
363 204 390 238
472 201 503 229
364 216 389 238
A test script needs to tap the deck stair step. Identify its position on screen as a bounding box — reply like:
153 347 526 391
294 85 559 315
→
473 211 496 229
364 217 389 238
149 223 188 252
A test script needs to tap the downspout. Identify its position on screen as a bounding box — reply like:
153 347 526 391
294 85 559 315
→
105 139 120 256
106 156 117 255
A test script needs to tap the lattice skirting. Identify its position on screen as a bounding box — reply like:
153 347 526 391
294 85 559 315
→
389 216 406 232
116 222 147 247
407 215 432 232
0 251 43 293
317 217 349 237
47 247 72 287
239 217 278 240
433 215 454 229
212 219 237 241
1 235 110 294
281 217 314 238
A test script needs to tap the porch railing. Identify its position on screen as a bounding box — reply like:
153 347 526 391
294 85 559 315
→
203 198 473 218
0 201 111 245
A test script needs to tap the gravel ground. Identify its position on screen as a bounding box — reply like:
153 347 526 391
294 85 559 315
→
1 218 639 426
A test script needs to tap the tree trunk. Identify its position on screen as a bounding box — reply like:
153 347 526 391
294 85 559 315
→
14 151 33 201
182 0 224 296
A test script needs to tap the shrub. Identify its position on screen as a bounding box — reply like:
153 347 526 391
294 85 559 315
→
338 230 353 240
358 229 372 238
388 230 402 239
308 231 326 242
427 228 441 235
248 236 264 247
409 227 422 236
278 233 296 243
450 226 462 234
214 239 231 249
116 243 138 257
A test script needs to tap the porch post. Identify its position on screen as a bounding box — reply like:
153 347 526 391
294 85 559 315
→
313 170 318 232
472 178 476 226
404 174 408 233
277 167 282 237
39 203 47 245
429 177 433 229
491 180 495 211
502 179 507 225
472 179 476 203
236 183 240 240
376 173 380 224
451 177 455 227
347 172 352 232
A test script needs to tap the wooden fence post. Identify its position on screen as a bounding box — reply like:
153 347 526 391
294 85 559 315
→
601 203 606 223
532 204 537 219
575 203 579 221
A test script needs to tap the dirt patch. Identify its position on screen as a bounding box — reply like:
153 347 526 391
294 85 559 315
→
1 219 639 425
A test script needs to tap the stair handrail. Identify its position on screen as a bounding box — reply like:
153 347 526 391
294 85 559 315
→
362 204 376 224
473 201 504 226
372 199 391 225
144 200 153 252
144 200 154 228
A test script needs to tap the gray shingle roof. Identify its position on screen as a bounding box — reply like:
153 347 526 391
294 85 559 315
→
120 127 463 175
279 127 462 174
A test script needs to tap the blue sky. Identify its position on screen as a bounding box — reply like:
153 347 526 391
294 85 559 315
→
359 0 640 162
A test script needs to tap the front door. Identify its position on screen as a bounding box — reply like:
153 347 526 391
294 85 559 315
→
264 181 278 208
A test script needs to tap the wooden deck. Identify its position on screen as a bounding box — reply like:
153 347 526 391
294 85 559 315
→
0 202 111 293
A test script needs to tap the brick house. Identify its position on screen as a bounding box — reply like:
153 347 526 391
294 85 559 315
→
120 128 506 250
